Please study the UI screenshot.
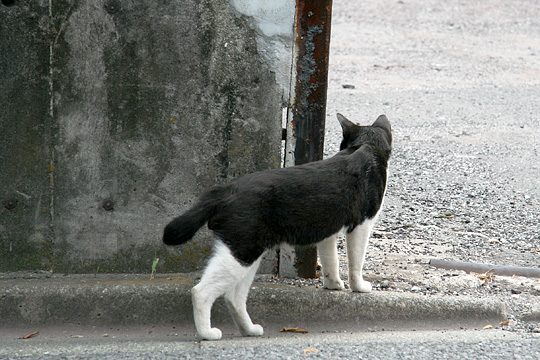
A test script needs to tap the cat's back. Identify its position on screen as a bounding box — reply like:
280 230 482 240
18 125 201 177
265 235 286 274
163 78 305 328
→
227 154 350 196
209 147 384 202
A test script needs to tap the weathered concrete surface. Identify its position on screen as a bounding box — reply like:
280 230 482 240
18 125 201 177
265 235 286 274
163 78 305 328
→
0 273 506 330
0 0 291 272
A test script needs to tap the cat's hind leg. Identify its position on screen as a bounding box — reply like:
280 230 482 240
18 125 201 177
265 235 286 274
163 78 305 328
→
317 233 345 290
224 254 264 337
191 241 253 340
346 219 376 293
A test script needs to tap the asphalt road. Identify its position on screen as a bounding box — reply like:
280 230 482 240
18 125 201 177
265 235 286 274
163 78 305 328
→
1 328 538 359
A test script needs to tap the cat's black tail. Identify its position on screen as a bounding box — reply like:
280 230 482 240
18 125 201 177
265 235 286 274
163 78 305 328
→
163 187 226 246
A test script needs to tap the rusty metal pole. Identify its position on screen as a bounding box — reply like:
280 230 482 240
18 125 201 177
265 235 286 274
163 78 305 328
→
290 0 333 278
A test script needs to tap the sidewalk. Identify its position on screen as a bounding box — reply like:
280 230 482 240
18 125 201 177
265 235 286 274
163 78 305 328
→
0 273 506 331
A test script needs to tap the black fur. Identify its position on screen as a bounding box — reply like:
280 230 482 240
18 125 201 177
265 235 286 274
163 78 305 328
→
163 114 392 265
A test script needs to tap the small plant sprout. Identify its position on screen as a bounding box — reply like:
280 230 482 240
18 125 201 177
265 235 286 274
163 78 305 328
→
151 256 159 279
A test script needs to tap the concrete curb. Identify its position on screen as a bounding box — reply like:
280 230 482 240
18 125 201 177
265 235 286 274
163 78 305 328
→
0 274 507 329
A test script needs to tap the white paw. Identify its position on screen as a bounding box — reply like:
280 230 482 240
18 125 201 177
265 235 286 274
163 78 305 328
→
199 327 222 341
351 279 372 293
243 324 264 337
323 277 345 291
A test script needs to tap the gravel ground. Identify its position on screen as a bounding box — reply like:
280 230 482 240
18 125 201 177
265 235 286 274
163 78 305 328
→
265 0 540 333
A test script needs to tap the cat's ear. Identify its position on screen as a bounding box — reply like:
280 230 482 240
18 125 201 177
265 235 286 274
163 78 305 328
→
337 113 356 135
372 114 391 133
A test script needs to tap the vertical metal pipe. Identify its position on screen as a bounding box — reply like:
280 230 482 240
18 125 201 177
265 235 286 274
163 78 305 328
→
291 0 333 278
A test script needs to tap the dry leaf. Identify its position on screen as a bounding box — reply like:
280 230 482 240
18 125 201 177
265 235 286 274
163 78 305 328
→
19 331 39 340
477 270 495 284
280 327 308 334
304 347 319 355
483 324 493 330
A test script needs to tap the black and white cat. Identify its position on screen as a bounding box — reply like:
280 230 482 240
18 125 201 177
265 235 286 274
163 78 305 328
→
163 113 392 340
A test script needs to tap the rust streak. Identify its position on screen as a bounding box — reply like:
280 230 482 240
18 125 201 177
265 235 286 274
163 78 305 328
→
291 0 333 278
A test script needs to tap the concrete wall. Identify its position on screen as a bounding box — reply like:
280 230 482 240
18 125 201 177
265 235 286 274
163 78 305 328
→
0 0 294 273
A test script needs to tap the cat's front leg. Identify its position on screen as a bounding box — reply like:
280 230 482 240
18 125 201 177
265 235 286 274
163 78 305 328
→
317 234 345 290
346 220 376 293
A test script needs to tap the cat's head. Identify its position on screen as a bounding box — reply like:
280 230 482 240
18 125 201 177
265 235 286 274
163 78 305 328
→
337 113 392 155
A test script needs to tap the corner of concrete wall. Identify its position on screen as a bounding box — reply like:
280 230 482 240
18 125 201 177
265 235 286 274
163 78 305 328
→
0 0 52 271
